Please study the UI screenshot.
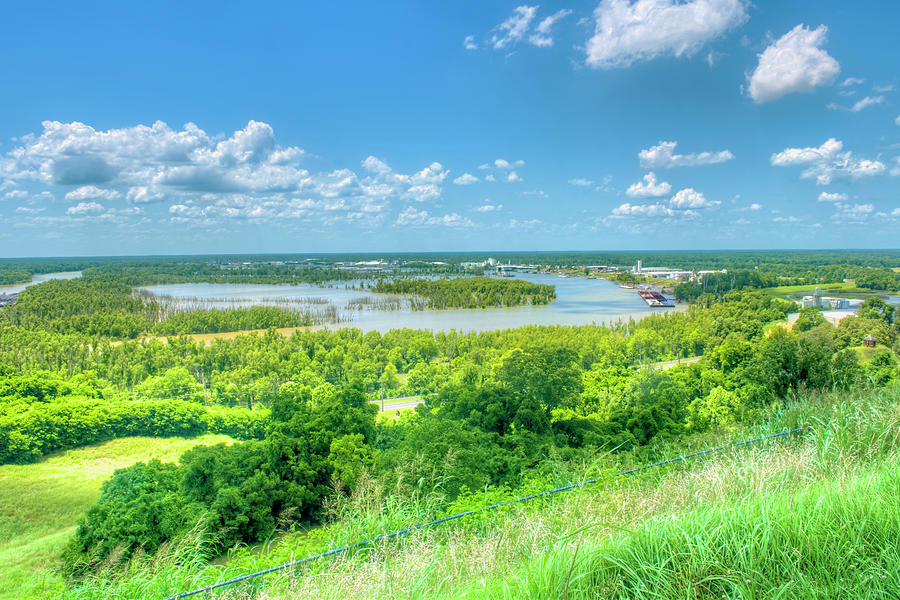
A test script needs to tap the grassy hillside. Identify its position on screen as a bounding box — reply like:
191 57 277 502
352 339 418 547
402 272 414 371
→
0 435 233 600
56 385 900 599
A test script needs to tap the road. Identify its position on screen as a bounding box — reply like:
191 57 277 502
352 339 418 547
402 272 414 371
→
369 395 424 411
650 356 702 370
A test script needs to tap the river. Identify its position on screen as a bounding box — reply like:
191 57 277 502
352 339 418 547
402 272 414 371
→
140 273 685 333
0 271 82 295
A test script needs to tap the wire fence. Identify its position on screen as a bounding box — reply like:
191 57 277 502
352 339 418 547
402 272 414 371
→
161 426 805 600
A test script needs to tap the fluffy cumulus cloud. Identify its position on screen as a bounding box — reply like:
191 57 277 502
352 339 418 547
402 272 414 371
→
611 187 717 219
638 141 734 169
626 172 671 197
64 185 121 202
486 6 572 50
771 138 885 185
568 178 594 187
453 173 479 185
1 120 457 228
463 35 478 50
586 0 748 69
66 201 105 215
747 25 840 103
669 187 717 208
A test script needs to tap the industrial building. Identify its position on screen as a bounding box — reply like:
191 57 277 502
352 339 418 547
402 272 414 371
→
800 288 855 310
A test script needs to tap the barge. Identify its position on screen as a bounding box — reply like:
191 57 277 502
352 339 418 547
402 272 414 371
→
638 289 675 308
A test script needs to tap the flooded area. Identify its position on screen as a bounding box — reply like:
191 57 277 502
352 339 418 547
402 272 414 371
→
139 273 685 333
0 271 82 295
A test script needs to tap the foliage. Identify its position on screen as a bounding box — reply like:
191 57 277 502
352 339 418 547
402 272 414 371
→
372 276 556 309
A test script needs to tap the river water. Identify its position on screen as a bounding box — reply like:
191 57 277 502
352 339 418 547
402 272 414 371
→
0 271 82 295
140 273 684 333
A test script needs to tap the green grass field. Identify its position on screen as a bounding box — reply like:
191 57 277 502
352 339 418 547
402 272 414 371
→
0 435 232 600
762 281 881 300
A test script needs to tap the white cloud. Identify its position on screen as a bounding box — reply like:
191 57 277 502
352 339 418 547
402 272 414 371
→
15 206 44 214
485 174 496 182
829 95 886 112
873 84 894 93
612 187 717 218
493 158 525 169
126 186 165 204
66 201 105 215
831 202 873 221
453 173 479 185
638 141 734 169
818 191 847 202
395 206 473 227
747 24 840 103
839 77 864 87
507 171 522 183
64 185 121 202
612 202 675 217
492 6 538 49
0 120 462 227
507 218 542 230
891 158 900 177
626 172 671 197
896 114 900 126
747 203 761 210
568 178 595 187
3 189 28 201
585 0 748 69
773 216 802 223
487 6 570 50
891 208 900 217
463 35 478 50
529 9 573 47
771 138 885 185
473 203 503 212
851 96 885 112
669 188 718 208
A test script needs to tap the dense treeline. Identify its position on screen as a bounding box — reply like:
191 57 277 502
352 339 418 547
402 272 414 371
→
372 277 556 309
153 306 315 335
1 279 155 337
674 265 900 300
0 371 267 463
0 278 321 338
64 383 376 573
0 269 31 286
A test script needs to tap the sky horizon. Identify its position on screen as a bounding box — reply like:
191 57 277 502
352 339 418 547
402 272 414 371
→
1 1 899 256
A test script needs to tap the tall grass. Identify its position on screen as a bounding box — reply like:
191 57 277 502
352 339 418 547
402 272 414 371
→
57 385 900 600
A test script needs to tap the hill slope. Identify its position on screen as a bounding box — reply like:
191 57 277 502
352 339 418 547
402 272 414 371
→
58 385 900 599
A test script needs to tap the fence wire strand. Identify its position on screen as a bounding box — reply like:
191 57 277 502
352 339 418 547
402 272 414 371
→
162 426 804 600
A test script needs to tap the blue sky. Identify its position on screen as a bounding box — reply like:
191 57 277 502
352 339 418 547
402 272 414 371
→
1 0 898 256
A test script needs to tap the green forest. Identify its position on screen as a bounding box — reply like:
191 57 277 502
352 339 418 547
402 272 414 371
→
1 253 899 598
371 276 556 309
